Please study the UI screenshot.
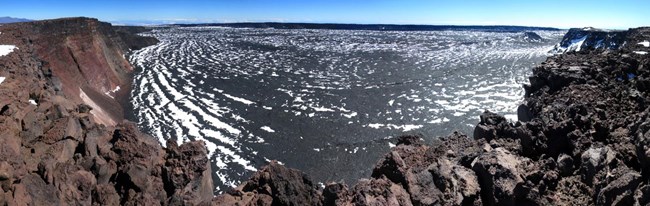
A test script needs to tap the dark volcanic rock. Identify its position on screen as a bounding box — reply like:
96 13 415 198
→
323 182 351 206
471 147 526 206
522 31 543 42
551 27 628 53
596 171 642 206
213 161 323 206
473 110 516 141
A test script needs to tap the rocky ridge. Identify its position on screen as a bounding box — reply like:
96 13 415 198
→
551 27 628 53
0 18 213 205
214 27 650 205
24 17 158 126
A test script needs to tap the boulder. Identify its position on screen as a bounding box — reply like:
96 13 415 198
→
93 184 121 205
580 146 616 185
474 111 516 141
596 172 642 206
162 140 214 205
429 158 481 205
471 147 525 206
323 182 351 206
110 123 167 205
242 161 323 206
215 161 323 206
11 174 60 206
349 177 413 206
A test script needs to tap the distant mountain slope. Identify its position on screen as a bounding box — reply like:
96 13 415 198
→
174 22 561 32
0 16 32 23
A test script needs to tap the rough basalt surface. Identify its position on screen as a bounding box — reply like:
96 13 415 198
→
0 18 212 205
215 27 650 205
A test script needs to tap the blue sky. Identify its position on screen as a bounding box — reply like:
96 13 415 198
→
1 0 648 29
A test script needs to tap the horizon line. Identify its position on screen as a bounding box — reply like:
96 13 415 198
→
5 16 642 30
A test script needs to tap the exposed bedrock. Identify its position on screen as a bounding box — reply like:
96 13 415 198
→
216 27 650 205
0 18 212 205
551 27 628 53
3 17 158 126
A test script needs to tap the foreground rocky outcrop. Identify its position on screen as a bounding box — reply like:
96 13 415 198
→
215 27 650 205
0 18 213 205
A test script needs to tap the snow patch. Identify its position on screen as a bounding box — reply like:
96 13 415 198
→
342 112 357 118
567 35 588 52
260 126 275 133
366 123 423 132
312 106 335 112
104 86 121 98
0 45 17 57
428 117 450 124
634 51 648 55
223 93 255 105
638 40 650 47
504 114 518 122
0 77 5 84
29 99 37 105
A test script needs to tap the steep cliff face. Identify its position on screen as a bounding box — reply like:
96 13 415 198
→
551 27 628 53
14 17 158 126
0 18 212 205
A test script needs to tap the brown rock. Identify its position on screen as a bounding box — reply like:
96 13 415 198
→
429 158 481 205
94 184 121 206
349 177 413 206
162 140 214 205
471 147 525 206
242 161 323 206
216 161 322 206
13 174 60 206
110 123 167 205
0 161 14 191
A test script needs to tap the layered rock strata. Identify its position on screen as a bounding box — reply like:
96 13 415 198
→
0 18 212 205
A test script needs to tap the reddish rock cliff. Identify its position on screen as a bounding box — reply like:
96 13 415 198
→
0 18 212 205
10 17 157 126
